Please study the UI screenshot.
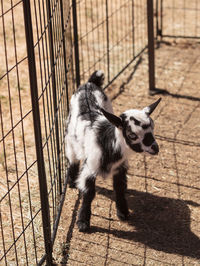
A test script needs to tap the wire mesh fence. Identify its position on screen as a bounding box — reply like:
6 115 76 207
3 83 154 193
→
0 0 149 264
153 0 200 96
74 0 149 87
156 0 200 39
0 0 73 264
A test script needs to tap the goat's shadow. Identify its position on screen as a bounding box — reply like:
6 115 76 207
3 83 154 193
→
93 186 200 259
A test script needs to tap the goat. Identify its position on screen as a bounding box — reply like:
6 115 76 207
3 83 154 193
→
65 70 161 232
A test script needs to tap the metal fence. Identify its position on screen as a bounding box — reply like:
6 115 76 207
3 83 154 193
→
75 0 149 88
155 0 200 39
0 0 74 264
0 0 150 264
149 0 200 95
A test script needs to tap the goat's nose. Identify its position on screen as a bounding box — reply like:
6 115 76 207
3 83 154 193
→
151 143 159 153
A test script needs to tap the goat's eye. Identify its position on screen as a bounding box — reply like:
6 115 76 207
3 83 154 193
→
128 132 138 141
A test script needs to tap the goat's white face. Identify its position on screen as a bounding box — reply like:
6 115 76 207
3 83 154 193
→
100 98 161 155
121 109 158 155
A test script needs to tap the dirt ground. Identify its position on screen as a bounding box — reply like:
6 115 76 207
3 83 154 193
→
1 1 200 264
53 40 200 265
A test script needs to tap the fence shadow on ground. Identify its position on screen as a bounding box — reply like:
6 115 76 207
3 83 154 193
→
93 186 200 259
150 88 200 102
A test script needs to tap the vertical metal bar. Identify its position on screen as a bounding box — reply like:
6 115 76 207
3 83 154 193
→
0 102 13 266
60 0 70 112
72 0 80 87
160 0 163 37
1 0 19 263
155 0 162 38
22 0 52 264
147 0 156 93
132 0 135 58
106 0 110 82
155 0 159 38
46 0 62 194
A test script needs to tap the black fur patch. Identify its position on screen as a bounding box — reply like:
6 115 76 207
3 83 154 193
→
101 108 122 128
130 116 141 126
143 132 155 146
77 82 108 101
67 162 80 188
78 84 99 123
142 123 151 130
77 83 108 123
130 143 143 153
96 120 122 173
120 113 127 123
121 118 143 153
88 70 105 87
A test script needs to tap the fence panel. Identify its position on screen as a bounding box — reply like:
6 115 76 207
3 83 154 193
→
0 0 73 264
156 0 200 39
74 0 148 87
0 0 149 264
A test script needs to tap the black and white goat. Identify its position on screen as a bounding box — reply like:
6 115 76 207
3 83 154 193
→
65 70 161 232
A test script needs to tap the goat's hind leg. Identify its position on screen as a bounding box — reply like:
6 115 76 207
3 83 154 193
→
76 168 96 232
66 161 80 188
65 139 80 188
113 163 129 220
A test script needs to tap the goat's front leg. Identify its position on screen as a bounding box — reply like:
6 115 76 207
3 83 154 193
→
113 164 129 220
77 177 96 232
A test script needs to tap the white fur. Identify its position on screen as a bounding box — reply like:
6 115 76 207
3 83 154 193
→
96 70 103 77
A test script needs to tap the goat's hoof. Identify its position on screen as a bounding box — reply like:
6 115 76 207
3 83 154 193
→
117 210 130 221
69 182 76 189
77 220 90 232
68 180 77 188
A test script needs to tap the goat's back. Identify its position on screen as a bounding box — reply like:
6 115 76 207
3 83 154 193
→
65 80 126 177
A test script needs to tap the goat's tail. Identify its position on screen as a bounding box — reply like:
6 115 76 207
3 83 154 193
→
88 70 105 87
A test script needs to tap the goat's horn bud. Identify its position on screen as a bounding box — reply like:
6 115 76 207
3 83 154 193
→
145 98 161 115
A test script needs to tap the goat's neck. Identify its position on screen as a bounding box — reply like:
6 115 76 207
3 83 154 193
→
115 127 129 156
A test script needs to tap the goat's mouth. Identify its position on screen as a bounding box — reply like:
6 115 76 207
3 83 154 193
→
147 143 159 155
148 145 159 155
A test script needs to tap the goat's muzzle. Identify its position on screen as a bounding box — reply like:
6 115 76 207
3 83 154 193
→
149 142 159 155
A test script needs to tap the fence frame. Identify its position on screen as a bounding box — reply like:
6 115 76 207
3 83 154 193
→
147 0 156 93
22 0 53 264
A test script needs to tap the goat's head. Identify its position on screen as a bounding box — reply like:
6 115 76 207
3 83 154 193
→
100 98 161 155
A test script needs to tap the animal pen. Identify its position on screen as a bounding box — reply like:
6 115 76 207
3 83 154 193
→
0 0 200 265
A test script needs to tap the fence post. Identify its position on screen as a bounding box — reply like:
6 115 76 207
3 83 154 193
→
147 0 156 93
156 0 163 38
46 0 62 194
22 0 52 264
60 0 70 112
131 0 135 58
106 0 110 83
72 0 80 87
160 0 163 37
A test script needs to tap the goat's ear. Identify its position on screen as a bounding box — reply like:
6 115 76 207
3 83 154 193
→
100 108 123 128
143 98 161 115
